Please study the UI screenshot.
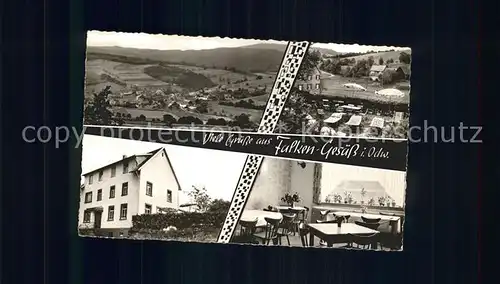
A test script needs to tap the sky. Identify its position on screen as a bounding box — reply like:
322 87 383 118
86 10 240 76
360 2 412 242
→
81 135 247 204
87 30 409 53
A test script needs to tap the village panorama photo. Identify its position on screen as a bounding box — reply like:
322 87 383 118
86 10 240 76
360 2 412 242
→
84 31 411 139
79 134 406 251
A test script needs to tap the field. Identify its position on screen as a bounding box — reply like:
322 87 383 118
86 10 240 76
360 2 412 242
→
172 65 277 92
207 102 263 122
114 107 232 122
345 49 412 63
86 59 171 89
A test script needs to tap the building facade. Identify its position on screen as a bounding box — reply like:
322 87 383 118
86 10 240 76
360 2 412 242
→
296 66 322 95
78 148 181 237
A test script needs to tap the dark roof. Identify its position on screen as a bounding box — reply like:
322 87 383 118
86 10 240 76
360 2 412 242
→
387 63 411 76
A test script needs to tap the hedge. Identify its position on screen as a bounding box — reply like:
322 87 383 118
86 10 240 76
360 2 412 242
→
131 211 227 231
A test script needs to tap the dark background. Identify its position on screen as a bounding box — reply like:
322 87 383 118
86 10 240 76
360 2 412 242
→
1 0 483 283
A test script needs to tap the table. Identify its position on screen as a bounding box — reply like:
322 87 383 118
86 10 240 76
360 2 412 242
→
276 206 307 211
334 211 401 234
240 210 283 227
308 223 379 248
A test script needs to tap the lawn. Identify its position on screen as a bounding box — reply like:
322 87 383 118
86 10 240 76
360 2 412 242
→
128 228 220 243
319 76 410 105
85 59 171 88
344 49 412 63
207 102 263 122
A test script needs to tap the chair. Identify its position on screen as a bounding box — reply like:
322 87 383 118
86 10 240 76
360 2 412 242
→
318 210 335 222
289 208 303 235
361 216 381 223
298 222 310 247
253 217 281 245
355 220 381 231
233 219 259 244
379 233 403 251
277 214 296 246
339 215 351 223
348 233 379 250
299 207 310 223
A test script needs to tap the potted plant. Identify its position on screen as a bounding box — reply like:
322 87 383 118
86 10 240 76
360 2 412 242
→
333 194 342 204
281 192 301 208
343 191 353 204
378 196 386 206
360 188 367 204
368 198 375 206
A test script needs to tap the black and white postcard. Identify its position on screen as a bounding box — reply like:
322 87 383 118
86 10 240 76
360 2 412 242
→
84 31 410 139
80 31 411 251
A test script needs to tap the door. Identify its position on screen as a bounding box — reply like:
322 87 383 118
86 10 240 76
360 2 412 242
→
94 211 102 229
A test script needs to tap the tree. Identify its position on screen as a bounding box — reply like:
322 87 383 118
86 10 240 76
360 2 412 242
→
137 114 146 121
297 50 322 81
378 57 384 65
188 186 212 212
278 89 324 134
399 52 411 64
206 118 227 126
386 58 395 64
381 70 395 85
178 116 203 125
162 114 177 126
207 199 231 213
367 56 375 67
230 113 254 129
84 85 123 125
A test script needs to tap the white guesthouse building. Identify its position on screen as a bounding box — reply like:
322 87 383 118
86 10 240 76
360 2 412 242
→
78 148 181 237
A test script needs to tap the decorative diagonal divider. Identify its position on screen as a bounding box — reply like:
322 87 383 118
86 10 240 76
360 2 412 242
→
217 41 311 243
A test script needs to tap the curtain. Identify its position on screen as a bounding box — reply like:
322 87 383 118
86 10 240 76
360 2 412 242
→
312 163 322 204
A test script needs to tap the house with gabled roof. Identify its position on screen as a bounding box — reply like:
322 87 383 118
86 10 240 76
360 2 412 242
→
386 63 411 80
78 148 182 237
369 64 387 77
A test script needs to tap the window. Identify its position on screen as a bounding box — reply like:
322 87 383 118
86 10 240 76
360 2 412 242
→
83 211 91 223
123 162 129 173
88 175 93 185
315 84 320 90
121 182 128 196
98 171 103 181
84 192 92 203
167 190 172 203
315 75 320 80
107 206 115 221
111 166 116 177
307 84 312 90
145 204 152 214
120 204 128 220
146 182 153 196
109 185 115 199
97 189 102 201
298 84 303 91
307 75 312 81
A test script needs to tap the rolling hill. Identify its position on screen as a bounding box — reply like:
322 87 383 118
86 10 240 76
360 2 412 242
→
344 49 412 63
244 43 339 56
87 46 286 73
